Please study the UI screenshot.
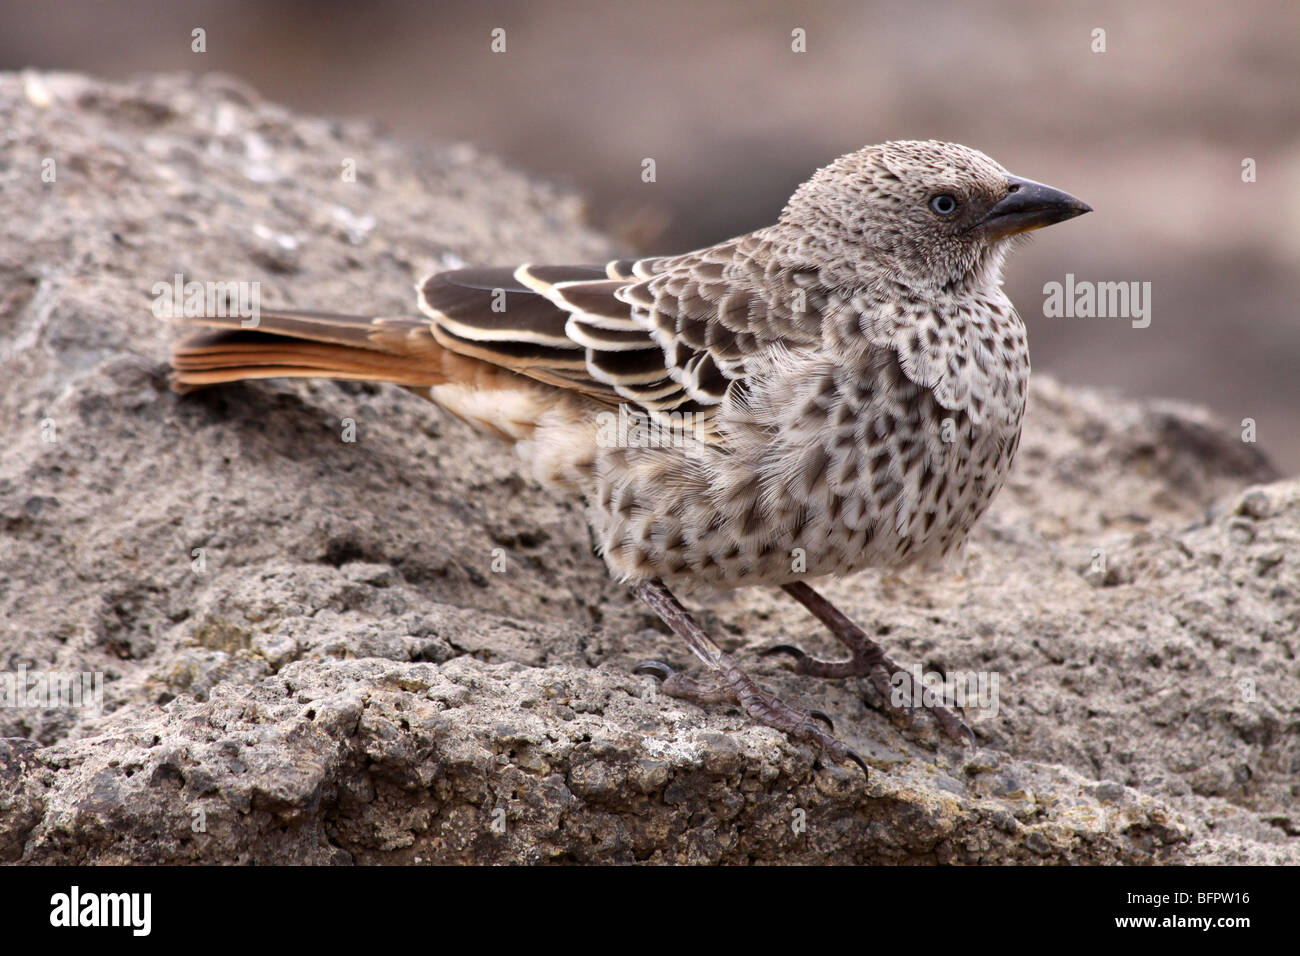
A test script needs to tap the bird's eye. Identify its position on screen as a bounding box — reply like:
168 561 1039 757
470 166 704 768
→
929 194 959 215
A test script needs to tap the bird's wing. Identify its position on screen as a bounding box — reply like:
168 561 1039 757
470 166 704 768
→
416 236 819 433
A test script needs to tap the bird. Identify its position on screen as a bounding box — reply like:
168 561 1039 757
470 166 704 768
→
170 140 1090 775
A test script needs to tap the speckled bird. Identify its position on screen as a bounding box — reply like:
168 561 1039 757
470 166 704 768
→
171 140 1090 773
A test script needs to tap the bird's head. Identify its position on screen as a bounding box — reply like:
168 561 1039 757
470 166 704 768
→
780 139 1091 294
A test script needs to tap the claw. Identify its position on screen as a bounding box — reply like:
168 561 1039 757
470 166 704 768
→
632 660 675 681
939 713 977 749
844 748 870 779
760 643 808 661
809 709 835 733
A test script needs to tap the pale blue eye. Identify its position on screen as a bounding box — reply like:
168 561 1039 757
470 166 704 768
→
929 194 958 215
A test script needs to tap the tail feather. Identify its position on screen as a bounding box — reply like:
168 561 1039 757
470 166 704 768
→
169 310 451 393
167 302 606 477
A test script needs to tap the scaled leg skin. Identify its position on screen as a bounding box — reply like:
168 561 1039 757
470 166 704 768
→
768 581 975 746
630 578 869 776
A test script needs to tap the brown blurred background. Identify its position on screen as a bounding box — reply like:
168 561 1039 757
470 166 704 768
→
5 0 1298 467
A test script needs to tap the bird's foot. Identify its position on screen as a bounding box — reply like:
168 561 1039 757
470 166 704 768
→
633 658 868 777
771 581 976 747
761 643 974 746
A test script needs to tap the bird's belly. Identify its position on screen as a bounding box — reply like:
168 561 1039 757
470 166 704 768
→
810 420 1021 577
590 410 1022 590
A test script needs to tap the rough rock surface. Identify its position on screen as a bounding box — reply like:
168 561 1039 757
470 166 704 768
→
1 72 1295 864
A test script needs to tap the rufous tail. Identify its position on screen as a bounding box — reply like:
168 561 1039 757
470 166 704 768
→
169 309 454 394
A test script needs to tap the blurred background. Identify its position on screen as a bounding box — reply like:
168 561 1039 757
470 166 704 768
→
5 0 1297 467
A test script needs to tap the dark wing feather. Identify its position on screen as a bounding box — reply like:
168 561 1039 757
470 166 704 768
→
416 239 821 430
421 267 575 346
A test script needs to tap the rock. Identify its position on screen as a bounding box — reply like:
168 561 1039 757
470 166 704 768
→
0 72 1295 864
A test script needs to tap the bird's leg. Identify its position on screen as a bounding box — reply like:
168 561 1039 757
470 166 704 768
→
630 578 868 776
767 580 974 746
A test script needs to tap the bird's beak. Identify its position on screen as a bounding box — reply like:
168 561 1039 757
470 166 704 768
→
976 175 1092 241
